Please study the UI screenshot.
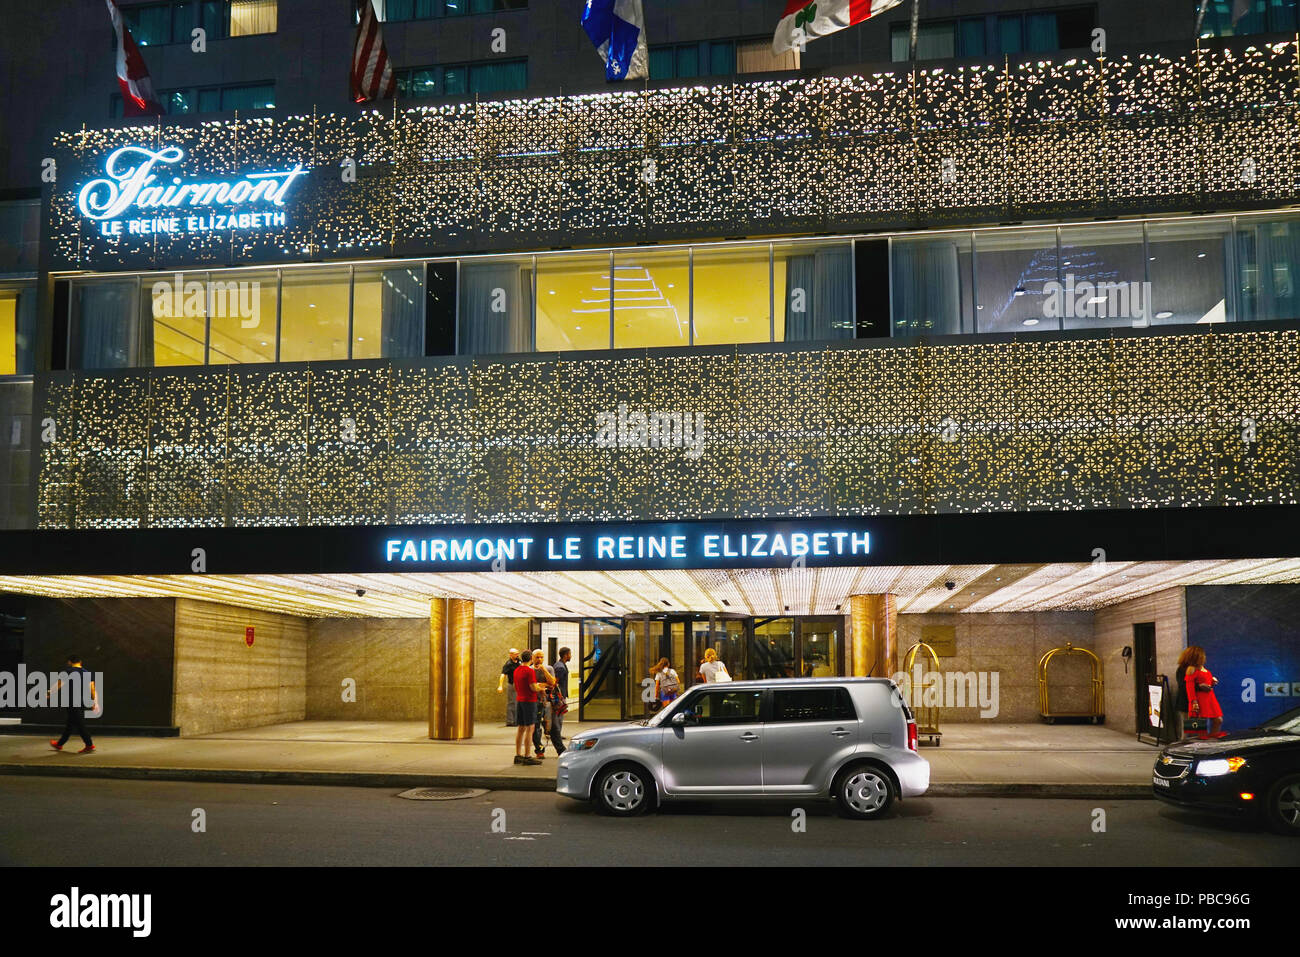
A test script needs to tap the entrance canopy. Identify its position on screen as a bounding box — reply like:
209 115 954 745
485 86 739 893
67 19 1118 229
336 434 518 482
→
2 558 1298 618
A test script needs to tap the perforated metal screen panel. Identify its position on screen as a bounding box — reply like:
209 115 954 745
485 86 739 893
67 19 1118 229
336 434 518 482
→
33 329 1300 530
47 44 1300 270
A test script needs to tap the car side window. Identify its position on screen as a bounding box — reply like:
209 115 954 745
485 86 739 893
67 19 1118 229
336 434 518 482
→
683 689 763 725
771 687 857 723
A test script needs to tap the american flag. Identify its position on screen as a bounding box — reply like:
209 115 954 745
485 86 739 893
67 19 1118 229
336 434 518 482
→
105 0 163 116
351 0 396 103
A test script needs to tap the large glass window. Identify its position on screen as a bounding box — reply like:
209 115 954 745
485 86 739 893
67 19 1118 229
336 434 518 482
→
352 265 425 359
1237 217 1300 322
612 250 688 350
973 230 1060 333
279 268 351 362
0 284 36 376
1199 0 1299 37
535 254 609 352
207 270 277 364
220 83 275 111
460 259 533 354
1057 224 1147 330
691 246 774 346
123 2 174 46
1147 221 1233 325
144 273 207 367
751 618 796 679
891 234 973 335
777 242 854 342
71 279 141 370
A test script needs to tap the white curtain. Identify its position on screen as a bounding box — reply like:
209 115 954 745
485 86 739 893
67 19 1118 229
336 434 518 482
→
230 0 278 36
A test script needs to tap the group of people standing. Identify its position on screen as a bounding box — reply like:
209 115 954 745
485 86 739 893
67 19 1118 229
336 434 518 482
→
498 647 571 765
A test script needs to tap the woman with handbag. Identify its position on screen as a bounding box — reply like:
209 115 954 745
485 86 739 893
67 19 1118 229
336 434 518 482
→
1182 646 1224 739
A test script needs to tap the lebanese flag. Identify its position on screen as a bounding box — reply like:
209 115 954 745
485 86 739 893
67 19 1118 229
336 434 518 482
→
773 0 906 55
105 0 163 116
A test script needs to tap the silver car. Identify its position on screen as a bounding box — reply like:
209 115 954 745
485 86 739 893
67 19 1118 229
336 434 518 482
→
556 677 930 819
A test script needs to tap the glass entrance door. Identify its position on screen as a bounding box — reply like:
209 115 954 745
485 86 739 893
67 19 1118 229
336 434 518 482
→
579 618 623 722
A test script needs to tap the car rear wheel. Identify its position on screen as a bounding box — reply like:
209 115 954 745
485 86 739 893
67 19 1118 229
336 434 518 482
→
833 763 896 820
1265 773 1300 836
593 763 653 817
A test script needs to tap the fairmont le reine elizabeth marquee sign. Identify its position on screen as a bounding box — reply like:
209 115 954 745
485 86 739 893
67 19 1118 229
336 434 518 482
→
76 145 306 237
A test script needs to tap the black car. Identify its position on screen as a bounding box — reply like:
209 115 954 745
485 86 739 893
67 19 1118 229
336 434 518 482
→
1152 705 1300 835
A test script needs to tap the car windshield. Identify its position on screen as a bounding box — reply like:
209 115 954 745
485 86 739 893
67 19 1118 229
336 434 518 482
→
1258 705 1300 734
647 692 691 727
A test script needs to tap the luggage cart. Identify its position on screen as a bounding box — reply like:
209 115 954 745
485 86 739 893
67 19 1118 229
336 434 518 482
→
902 640 942 746
1037 642 1105 724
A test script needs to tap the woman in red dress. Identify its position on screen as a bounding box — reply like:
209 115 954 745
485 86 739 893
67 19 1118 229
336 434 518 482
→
1183 646 1224 738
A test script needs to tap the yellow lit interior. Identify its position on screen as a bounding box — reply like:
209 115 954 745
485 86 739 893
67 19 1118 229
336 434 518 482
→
208 274 277 364
536 247 787 350
229 0 278 37
279 271 350 362
0 292 16 375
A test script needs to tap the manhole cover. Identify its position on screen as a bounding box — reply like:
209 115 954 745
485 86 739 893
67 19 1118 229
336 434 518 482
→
396 787 488 801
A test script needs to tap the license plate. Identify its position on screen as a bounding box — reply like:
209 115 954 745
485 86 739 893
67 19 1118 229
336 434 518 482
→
1153 776 1170 787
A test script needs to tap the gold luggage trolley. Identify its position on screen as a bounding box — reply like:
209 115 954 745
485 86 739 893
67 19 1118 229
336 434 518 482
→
902 640 942 746
1037 642 1105 724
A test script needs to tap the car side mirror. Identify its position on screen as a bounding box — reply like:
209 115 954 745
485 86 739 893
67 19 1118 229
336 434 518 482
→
672 712 695 726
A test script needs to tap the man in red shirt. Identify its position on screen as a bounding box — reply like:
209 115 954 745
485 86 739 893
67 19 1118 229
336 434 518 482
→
513 649 544 765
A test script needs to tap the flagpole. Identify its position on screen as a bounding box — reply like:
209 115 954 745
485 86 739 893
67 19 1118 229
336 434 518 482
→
909 0 921 60
1194 0 1209 38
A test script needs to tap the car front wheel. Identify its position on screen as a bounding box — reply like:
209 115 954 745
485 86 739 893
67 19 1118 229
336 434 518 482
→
593 763 653 817
1265 773 1300 836
834 763 896 820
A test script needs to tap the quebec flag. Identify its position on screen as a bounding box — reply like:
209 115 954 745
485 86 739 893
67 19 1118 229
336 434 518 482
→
581 0 649 82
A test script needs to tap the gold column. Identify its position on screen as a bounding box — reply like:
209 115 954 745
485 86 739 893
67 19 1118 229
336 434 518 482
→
848 594 898 679
429 597 475 740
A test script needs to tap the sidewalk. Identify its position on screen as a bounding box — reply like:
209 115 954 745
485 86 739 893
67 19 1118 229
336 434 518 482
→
0 720 1161 797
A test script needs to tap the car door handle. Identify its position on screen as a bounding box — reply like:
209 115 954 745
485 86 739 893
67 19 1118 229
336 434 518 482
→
831 728 850 737
739 732 759 742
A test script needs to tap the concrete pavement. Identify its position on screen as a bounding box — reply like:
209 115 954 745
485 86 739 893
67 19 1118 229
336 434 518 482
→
0 719 1162 797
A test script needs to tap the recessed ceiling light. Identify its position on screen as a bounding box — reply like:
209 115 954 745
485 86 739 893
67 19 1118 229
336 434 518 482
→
1196 252 1207 258
1155 311 1173 319
1022 318 1039 326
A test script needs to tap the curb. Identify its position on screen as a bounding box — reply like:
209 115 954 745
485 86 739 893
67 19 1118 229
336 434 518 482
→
0 763 1153 798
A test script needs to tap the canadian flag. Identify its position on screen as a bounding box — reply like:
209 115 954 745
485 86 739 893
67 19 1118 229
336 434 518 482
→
105 0 163 116
773 0 906 55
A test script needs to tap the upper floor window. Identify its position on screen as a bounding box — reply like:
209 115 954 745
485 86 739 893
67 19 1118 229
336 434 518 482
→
111 82 274 117
890 6 1096 62
649 37 799 81
1199 0 1299 37
372 0 526 21
395 59 526 98
120 0 277 44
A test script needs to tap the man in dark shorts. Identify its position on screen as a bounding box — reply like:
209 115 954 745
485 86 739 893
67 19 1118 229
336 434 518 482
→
47 654 96 754
513 649 543 765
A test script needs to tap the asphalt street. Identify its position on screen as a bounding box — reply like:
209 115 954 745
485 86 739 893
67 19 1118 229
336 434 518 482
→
0 775 1293 866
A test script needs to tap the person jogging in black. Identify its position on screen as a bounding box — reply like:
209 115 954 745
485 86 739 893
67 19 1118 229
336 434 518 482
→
47 654 96 754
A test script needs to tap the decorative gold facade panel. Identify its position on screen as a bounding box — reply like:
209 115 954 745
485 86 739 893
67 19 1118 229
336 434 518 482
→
33 330 1300 531
50 42 1300 270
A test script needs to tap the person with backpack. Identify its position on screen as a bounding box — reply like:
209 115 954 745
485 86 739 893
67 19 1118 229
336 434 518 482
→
652 657 681 709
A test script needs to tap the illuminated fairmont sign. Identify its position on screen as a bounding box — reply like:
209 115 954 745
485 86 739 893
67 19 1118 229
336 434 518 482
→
76 145 306 237
382 523 872 570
